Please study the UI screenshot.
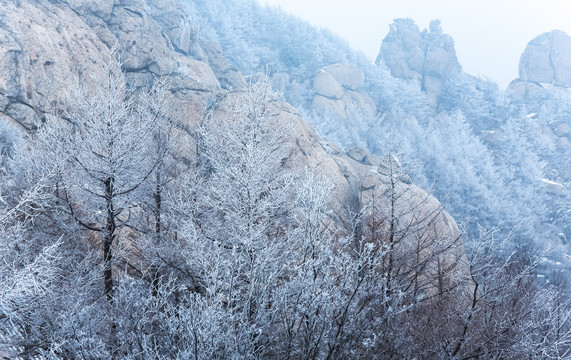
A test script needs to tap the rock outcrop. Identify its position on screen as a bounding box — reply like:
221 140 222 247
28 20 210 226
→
311 64 376 121
344 149 468 294
0 0 231 132
519 30 571 88
504 32 570 247
198 39 247 91
507 30 571 101
377 19 461 103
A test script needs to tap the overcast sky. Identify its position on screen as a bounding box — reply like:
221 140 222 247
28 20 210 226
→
256 0 571 89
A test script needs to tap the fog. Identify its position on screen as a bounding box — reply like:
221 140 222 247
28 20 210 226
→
257 0 571 89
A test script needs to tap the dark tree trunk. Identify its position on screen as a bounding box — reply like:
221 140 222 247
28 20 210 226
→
104 176 117 358
151 169 161 297
104 176 116 302
154 169 162 240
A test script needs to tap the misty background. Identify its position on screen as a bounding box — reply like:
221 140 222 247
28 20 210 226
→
257 0 571 88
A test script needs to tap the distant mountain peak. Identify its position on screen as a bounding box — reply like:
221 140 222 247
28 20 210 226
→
518 30 571 88
376 18 461 104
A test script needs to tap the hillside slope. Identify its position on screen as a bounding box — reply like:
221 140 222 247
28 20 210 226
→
1 1 569 358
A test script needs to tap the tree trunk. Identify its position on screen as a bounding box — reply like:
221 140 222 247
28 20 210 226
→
104 176 116 302
104 176 117 358
151 169 161 297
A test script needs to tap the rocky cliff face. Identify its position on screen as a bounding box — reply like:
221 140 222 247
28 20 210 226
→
0 0 467 288
0 0 248 133
377 19 461 105
0 0 110 131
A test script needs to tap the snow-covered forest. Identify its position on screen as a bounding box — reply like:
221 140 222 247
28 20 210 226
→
1 0 571 358
186 0 570 255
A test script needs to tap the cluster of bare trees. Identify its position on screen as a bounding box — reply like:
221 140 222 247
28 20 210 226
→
1 59 571 359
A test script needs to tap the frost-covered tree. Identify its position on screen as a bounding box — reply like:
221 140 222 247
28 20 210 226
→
0 172 60 357
22 53 169 358
134 78 296 358
0 160 110 358
494 116 549 241
130 79 406 359
422 111 507 236
31 56 158 302
439 228 571 359
438 74 505 133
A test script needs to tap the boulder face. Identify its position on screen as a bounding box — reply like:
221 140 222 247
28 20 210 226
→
323 64 365 91
519 30 571 88
505 30 571 241
0 0 232 132
505 79 548 101
311 63 376 121
198 39 247 91
344 150 469 295
377 19 461 99
313 70 345 99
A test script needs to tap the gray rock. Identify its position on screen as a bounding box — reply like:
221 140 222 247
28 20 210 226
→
64 0 114 21
377 18 460 98
5 101 43 131
377 18 422 80
147 0 204 59
519 30 571 87
365 153 382 167
347 147 368 163
312 94 346 119
310 63 376 122
346 147 383 167
424 32 459 79
107 6 178 75
343 90 377 118
0 0 111 128
506 79 547 100
199 39 246 90
313 70 344 99
324 64 364 90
